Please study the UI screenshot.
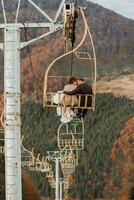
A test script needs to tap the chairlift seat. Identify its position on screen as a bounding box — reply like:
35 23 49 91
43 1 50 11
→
44 92 94 110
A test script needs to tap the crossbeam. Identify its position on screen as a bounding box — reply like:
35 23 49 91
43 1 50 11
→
0 23 63 29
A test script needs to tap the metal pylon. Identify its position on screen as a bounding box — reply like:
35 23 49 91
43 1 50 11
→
0 0 65 199
47 151 67 200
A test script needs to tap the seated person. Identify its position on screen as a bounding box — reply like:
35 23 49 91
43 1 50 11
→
53 77 78 123
63 78 93 117
63 77 78 106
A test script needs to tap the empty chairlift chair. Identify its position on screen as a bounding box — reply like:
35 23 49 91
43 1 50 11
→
21 136 35 168
57 118 84 150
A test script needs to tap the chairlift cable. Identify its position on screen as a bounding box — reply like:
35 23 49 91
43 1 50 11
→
70 0 78 76
24 27 40 103
70 46 74 76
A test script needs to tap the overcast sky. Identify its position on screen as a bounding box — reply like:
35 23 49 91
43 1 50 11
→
89 0 134 20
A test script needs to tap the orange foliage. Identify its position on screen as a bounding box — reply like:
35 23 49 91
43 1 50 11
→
21 35 64 92
22 171 41 200
118 191 128 200
109 117 134 199
111 117 134 162
67 175 74 186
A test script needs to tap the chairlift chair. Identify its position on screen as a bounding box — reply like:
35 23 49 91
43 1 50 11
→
43 6 97 112
40 158 52 173
57 118 84 150
21 136 35 167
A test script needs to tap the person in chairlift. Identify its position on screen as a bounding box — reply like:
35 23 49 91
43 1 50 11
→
63 77 78 106
63 78 93 117
53 77 78 123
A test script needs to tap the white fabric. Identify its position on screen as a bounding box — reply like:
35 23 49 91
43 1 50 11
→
56 106 75 123
63 84 78 105
53 91 64 104
63 84 77 91
56 106 63 116
54 87 77 123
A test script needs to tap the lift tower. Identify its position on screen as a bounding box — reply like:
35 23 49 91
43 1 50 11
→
0 0 65 199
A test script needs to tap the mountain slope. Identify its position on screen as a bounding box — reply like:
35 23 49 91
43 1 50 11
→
104 117 134 199
20 94 134 199
0 94 134 199
97 74 134 100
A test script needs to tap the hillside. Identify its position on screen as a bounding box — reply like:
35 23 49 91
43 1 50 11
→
21 94 134 199
22 172 41 200
0 94 134 199
97 74 134 100
104 117 134 199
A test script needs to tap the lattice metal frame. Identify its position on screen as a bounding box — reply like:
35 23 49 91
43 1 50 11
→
0 1 66 199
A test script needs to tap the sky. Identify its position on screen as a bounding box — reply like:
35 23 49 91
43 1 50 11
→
89 0 134 20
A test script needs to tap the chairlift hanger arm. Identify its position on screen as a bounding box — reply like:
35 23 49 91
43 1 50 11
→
44 7 88 100
20 136 34 155
0 110 4 127
44 5 97 110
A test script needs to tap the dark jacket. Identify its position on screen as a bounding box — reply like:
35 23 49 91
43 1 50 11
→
63 83 93 107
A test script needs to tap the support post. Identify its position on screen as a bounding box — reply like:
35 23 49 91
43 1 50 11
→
59 179 63 200
4 25 22 200
47 151 67 200
0 1 65 199
55 158 59 200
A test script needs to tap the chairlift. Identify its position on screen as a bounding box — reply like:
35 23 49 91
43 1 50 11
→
0 110 4 128
57 118 84 150
35 153 42 171
50 183 56 189
21 136 35 167
60 146 79 183
61 150 78 175
63 176 70 192
46 171 54 178
40 157 52 173
43 5 97 112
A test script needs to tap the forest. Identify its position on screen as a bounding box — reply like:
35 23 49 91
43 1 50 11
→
1 93 134 199
0 0 134 92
